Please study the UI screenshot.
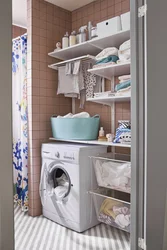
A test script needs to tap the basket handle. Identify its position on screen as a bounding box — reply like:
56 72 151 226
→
93 114 100 119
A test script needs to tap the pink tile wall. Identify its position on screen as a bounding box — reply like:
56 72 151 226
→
27 0 72 216
27 0 130 217
12 25 27 38
72 0 130 155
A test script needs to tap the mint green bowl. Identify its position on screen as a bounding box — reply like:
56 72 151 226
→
51 115 100 140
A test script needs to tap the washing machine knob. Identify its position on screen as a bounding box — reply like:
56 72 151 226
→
55 152 60 158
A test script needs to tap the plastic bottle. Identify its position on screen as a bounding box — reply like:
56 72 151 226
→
78 25 87 43
62 32 69 49
99 127 105 137
69 31 76 47
88 21 92 40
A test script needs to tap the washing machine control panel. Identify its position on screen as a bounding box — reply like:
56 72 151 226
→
63 151 75 161
42 145 79 164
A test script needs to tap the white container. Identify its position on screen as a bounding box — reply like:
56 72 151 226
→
62 32 69 49
69 31 76 47
121 12 130 31
97 16 122 38
99 127 105 137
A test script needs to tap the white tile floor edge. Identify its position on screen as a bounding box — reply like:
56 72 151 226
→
14 205 130 250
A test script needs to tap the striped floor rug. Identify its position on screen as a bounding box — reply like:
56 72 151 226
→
14 205 130 250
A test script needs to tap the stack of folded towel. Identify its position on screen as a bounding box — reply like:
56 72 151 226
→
114 120 131 144
117 39 131 64
115 74 131 96
93 47 119 69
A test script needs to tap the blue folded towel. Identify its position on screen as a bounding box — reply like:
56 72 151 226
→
115 80 131 92
96 55 119 65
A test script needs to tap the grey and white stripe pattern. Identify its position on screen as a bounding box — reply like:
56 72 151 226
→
14 205 130 250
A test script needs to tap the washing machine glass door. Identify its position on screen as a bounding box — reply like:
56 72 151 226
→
47 162 71 203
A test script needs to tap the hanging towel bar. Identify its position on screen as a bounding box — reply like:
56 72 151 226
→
48 55 95 70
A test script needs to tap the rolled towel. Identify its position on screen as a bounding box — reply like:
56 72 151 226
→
115 79 131 92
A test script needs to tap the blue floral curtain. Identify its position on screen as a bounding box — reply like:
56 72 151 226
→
12 34 28 212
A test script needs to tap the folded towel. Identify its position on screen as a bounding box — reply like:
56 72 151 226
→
115 79 131 92
115 86 131 96
118 40 131 62
95 47 118 61
93 61 116 69
118 75 131 81
96 55 119 65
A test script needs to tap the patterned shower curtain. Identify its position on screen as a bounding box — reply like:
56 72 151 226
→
12 34 28 212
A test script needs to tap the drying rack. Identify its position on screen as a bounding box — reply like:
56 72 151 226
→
48 55 95 70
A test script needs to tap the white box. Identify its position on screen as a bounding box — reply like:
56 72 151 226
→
97 16 122 38
121 12 130 31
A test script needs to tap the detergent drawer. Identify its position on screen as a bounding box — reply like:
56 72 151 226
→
89 187 130 233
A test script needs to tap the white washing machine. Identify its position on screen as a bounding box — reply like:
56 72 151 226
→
39 143 107 232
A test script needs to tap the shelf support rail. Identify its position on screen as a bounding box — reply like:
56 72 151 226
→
111 76 116 156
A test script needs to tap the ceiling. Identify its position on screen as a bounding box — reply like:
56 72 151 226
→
12 0 27 28
45 0 97 11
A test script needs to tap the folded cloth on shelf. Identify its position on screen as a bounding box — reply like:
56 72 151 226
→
118 75 131 81
117 59 131 64
94 159 131 192
115 86 131 96
57 112 90 119
95 47 119 61
94 91 115 98
114 129 131 144
115 79 131 92
118 39 131 63
93 61 116 69
114 121 131 144
96 55 119 65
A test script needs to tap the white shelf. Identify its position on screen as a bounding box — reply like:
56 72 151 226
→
49 138 131 148
48 30 130 61
90 30 130 50
48 55 95 70
48 42 101 60
87 95 131 106
88 62 131 80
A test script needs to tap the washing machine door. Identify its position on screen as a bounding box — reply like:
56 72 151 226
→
40 161 72 206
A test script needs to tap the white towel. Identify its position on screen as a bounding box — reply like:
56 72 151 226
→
118 40 131 63
57 66 79 95
57 112 90 119
118 75 131 81
115 214 130 228
95 47 118 61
